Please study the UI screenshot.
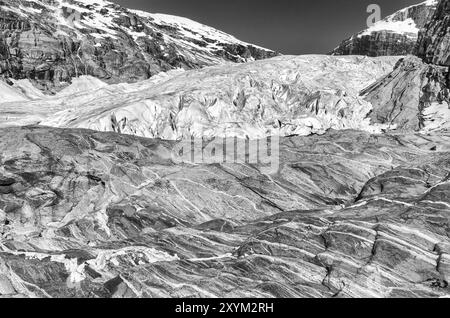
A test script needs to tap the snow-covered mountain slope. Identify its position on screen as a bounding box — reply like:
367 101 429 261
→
0 0 276 92
331 0 438 57
0 55 401 139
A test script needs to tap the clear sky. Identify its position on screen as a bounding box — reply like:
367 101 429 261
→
112 0 423 54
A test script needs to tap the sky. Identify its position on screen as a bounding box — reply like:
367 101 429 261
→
112 0 423 55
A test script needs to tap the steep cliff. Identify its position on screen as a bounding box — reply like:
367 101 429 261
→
416 0 450 66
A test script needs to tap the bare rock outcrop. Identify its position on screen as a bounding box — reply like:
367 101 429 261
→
362 56 449 130
416 0 450 66
0 127 449 297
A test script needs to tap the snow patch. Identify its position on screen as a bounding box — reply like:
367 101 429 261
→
0 81 29 103
422 102 450 132
131 9 270 51
358 0 438 39
58 76 108 96
87 246 180 272
359 18 419 38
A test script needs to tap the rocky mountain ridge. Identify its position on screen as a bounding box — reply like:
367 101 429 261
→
0 0 276 92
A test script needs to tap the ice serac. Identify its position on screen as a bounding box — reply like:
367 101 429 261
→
0 0 276 92
363 0 450 132
0 55 401 139
0 126 449 298
331 0 438 57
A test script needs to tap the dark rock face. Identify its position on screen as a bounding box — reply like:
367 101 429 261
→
0 126 449 298
331 0 438 57
362 56 449 130
0 0 276 92
332 32 418 57
416 0 450 66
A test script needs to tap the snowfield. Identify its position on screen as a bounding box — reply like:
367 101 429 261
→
360 0 439 38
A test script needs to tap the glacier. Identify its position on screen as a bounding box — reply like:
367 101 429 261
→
0 54 401 139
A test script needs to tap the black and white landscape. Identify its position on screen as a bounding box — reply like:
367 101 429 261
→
0 0 449 298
